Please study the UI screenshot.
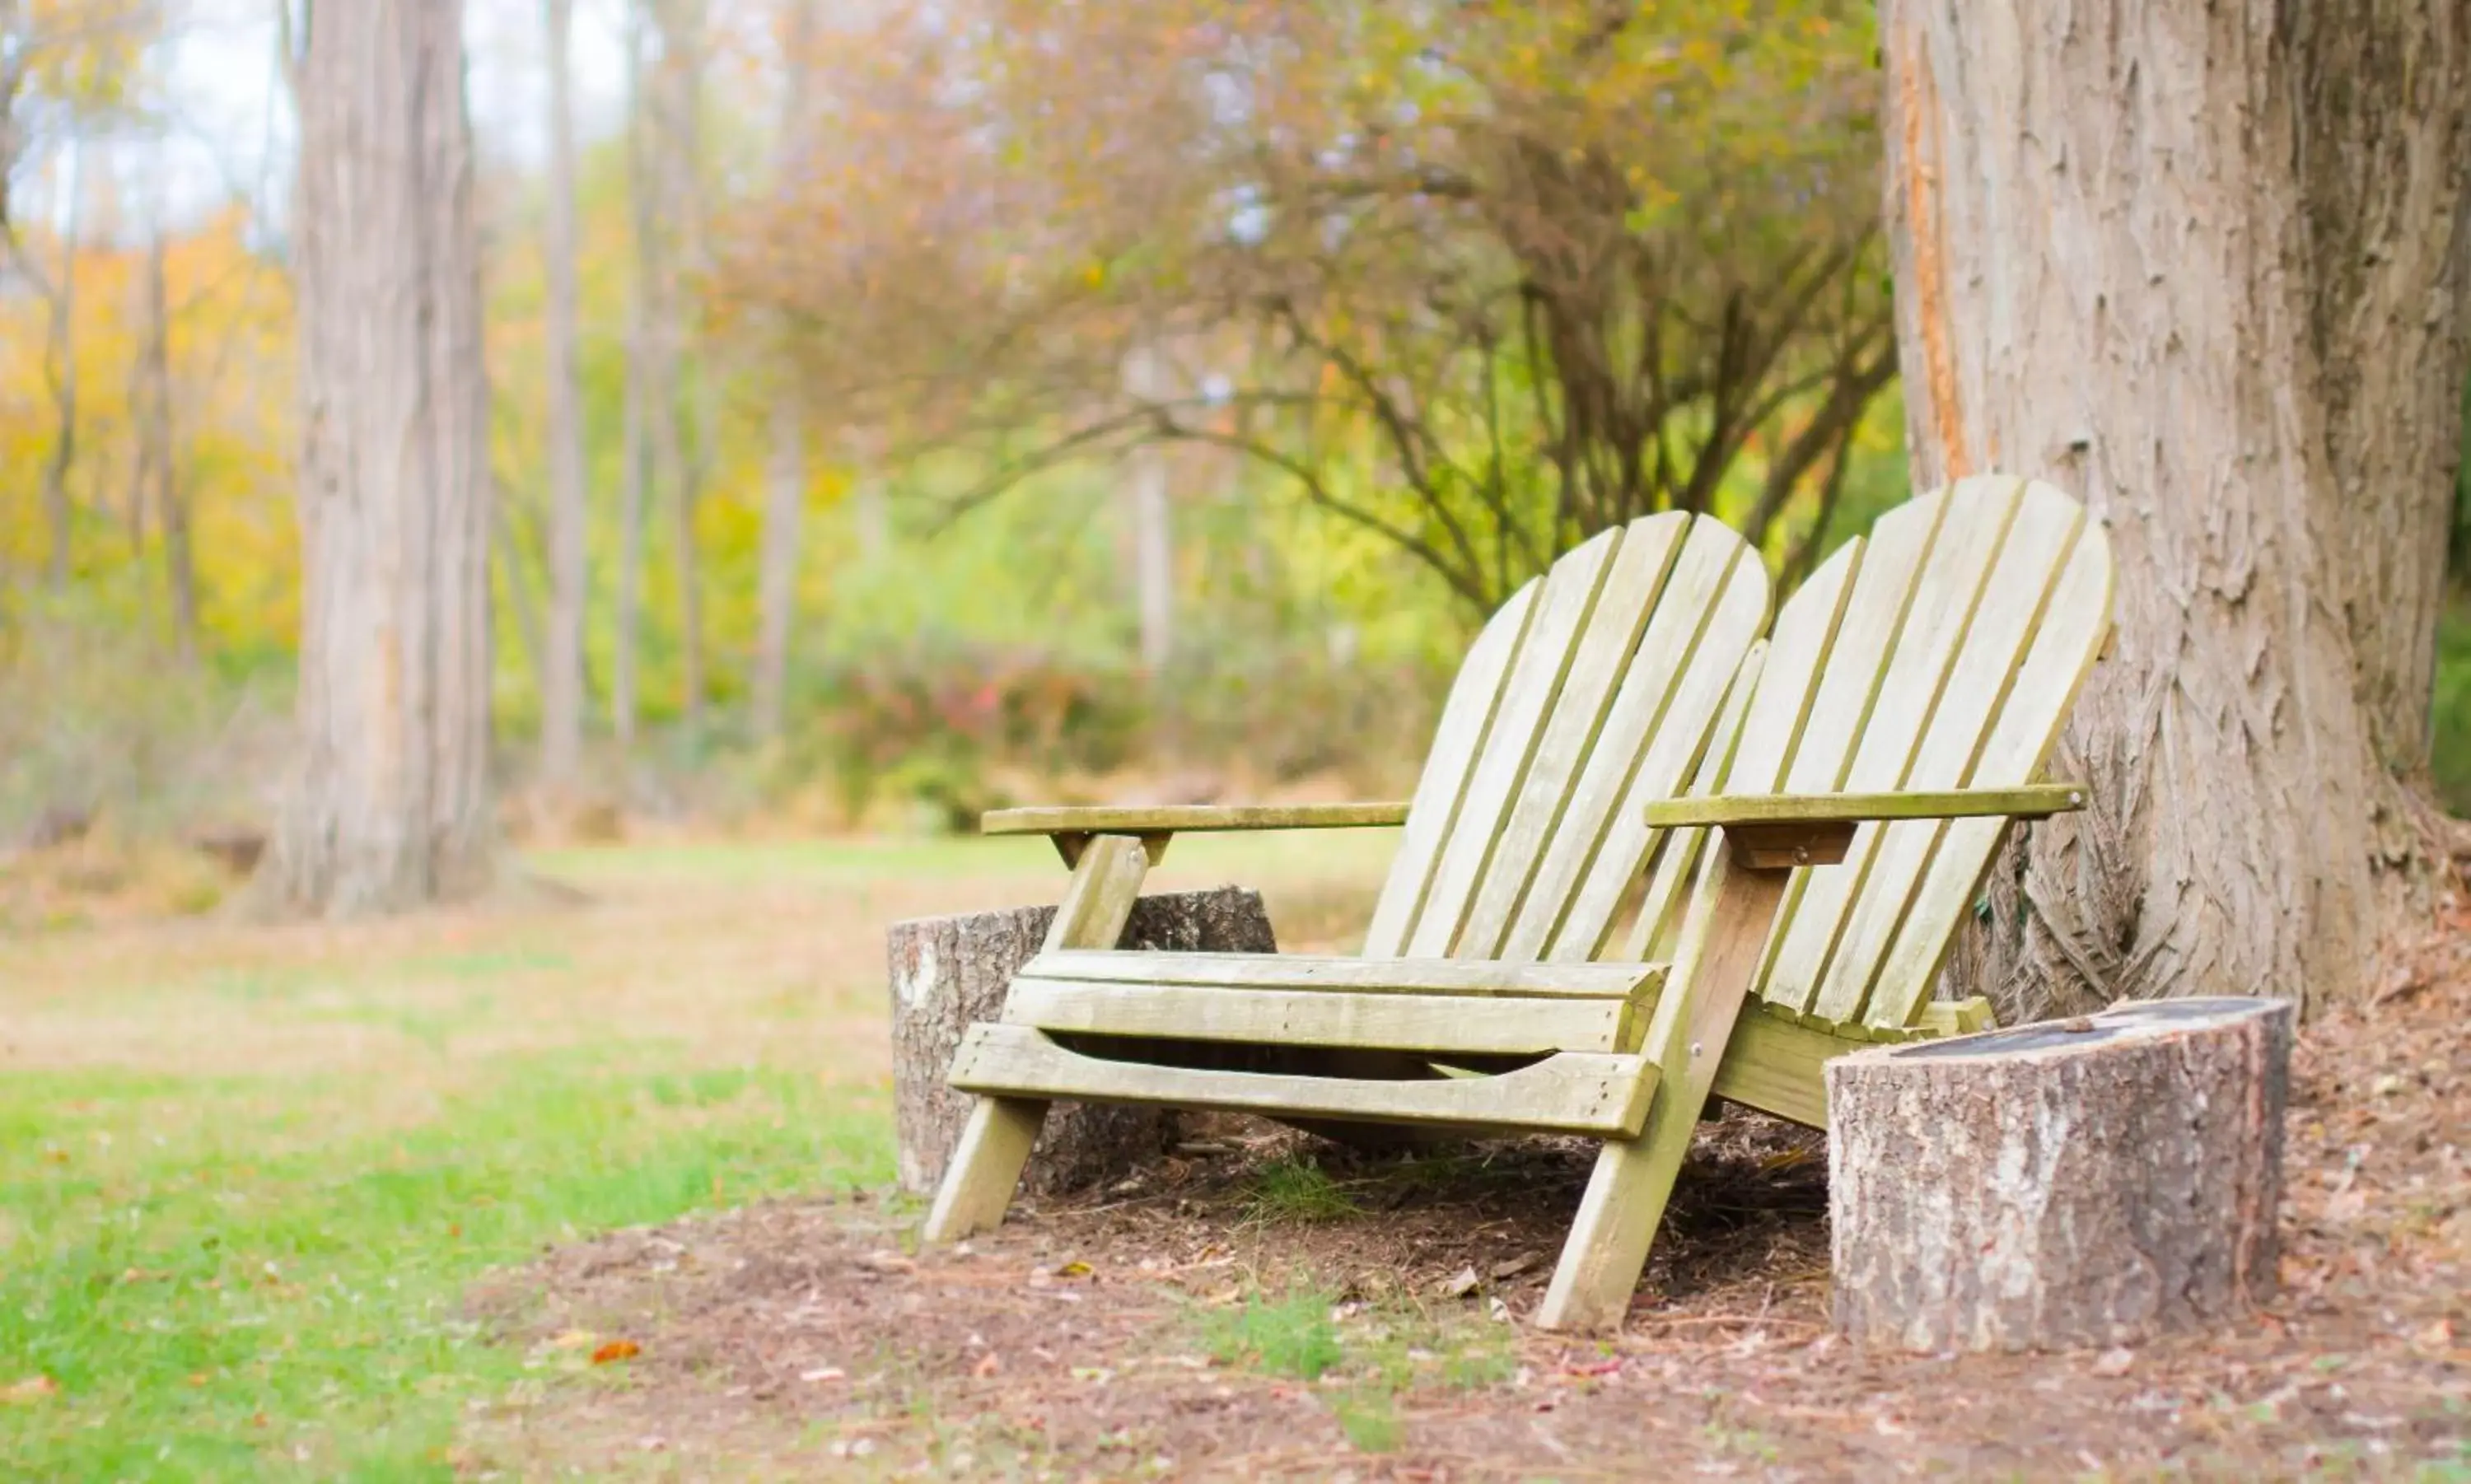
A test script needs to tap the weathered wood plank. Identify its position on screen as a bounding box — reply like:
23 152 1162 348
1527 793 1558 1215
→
1811 483 2086 1024
1763 478 2025 1014
1459 514 1687 959
1039 833 1154 954
923 833 1153 1244
1621 639 1770 964
1021 949 1659 1000
1406 528 1623 957
1707 1005 1852 1129
1540 523 1769 961
983 801 1411 838
1641 784 2087 829
1362 581 1539 958
1002 981 1633 1055
1862 515 2115 1028
1915 996 1999 1037
948 1023 1658 1136
1723 819 1859 870
1536 845 1794 1332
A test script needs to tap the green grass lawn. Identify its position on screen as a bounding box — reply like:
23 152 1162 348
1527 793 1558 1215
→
0 830 1396 1480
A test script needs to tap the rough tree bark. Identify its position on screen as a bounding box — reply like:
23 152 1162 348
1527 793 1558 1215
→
889 888 1277 1197
539 0 590 786
1829 997 2292 1351
1881 0 2471 1018
261 0 496 915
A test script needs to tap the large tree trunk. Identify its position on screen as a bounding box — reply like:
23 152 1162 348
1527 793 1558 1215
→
263 0 495 916
1880 0 2471 1018
539 0 590 787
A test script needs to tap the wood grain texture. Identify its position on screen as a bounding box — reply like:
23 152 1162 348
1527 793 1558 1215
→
890 889 1278 1197
1830 997 2292 1351
1880 0 2468 1018
1407 527 1625 957
1642 785 2087 829
1459 515 1687 959
923 833 1156 1243
1536 847 1794 1332
1363 581 1539 957
983 802 1411 837
1002 981 1633 1055
1542 522 1769 961
949 1023 1657 1136
1021 950 1656 1000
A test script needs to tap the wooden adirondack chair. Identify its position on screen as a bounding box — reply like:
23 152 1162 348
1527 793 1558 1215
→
927 474 2114 1332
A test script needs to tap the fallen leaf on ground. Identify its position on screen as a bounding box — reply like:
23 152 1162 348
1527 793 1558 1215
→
1 1375 59 1404
799 1366 846 1384
1440 1265 1482 1298
2091 1347 2136 1378
591 1340 642 1365
857 1250 916 1275
972 1351 1002 1378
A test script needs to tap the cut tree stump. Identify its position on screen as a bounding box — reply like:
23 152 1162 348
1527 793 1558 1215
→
887 886 1276 1197
1828 996 2294 1352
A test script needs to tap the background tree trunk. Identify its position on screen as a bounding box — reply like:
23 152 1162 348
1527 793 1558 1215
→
37 139 79 588
262 0 495 916
755 396 805 742
539 0 590 787
137 217 196 658
1880 0 2471 1018
751 0 817 746
1120 344 1175 674
641 0 705 744
610 6 651 751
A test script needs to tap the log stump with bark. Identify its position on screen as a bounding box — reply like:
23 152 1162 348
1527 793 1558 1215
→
888 887 1277 1197
1828 996 2294 1352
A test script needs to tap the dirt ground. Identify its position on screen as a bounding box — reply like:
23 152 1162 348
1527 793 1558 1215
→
464 908 2471 1482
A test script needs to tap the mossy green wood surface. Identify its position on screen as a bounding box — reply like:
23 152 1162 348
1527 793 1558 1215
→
1537 849 1791 1331
983 801 1412 837
1002 980 1637 1055
947 1024 1658 1136
1019 950 1658 1000
1641 784 2087 828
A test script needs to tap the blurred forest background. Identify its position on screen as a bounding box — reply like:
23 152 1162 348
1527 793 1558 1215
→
4 0 2468 910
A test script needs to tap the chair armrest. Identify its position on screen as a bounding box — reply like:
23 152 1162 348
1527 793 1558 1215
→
1641 784 2087 832
982 802 1411 838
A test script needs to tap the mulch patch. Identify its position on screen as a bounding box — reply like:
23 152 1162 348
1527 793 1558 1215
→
464 915 2470 1481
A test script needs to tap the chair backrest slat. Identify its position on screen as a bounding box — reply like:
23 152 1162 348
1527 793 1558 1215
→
1538 520 1766 961
1361 581 1539 958
1738 475 2113 1024
1458 517 1690 960
1364 512 1767 964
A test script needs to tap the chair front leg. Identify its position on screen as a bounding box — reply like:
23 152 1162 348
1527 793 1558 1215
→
920 833 1153 1244
1536 841 1801 1332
